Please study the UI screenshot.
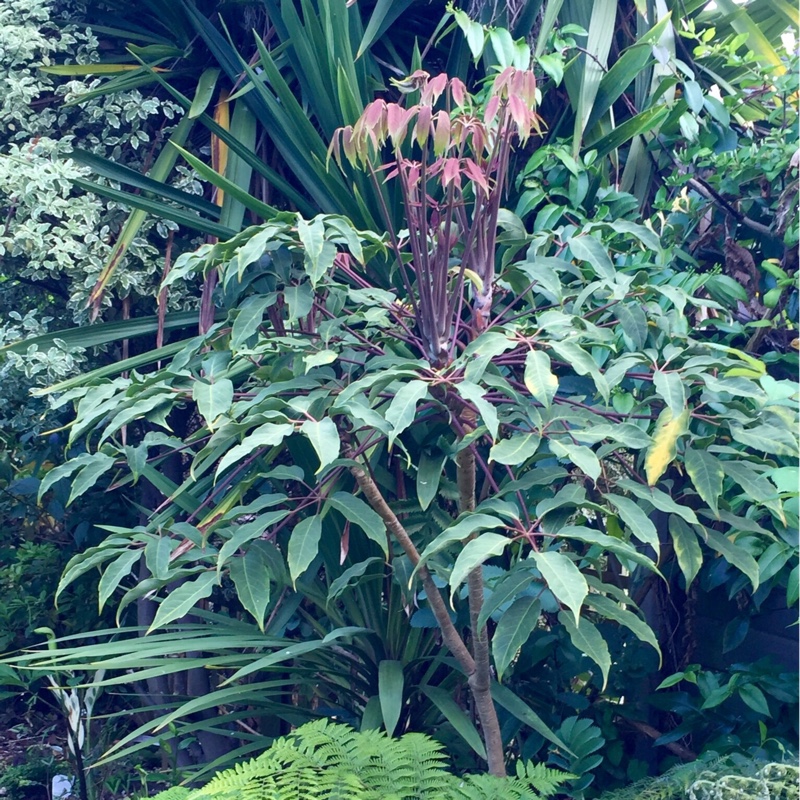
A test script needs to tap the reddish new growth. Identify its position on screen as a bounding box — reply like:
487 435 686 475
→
330 68 542 368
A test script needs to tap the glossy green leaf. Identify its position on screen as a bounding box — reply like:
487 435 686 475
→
216 423 294 479
489 433 541 465
685 448 724 517
287 516 323 584
490 682 570 751
329 492 387 555
449 533 510 593
420 686 486 759
98 550 142 612
587 594 660 665
149 572 218 633
605 494 660 554
669 515 703 589
701 527 760 591
524 349 559 407
530 551 587 625
229 542 272 631
378 660 404 736
559 611 611 690
385 380 429 445
493 597 541 681
193 379 234 429
301 418 340 474
417 452 446 511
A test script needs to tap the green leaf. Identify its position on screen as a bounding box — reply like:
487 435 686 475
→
188 67 220 118
524 349 559 408
217 510 290 575
457 381 499 440
39 453 113 503
414 514 505 583
193 379 234 430
229 542 272 631
558 526 660 575
327 557 382 604
231 295 273 350
479 569 537 630
145 536 172 581
417 452 446 511
653 371 686 416
616 479 698 524
489 433 541 465
614 304 648 349
586 105 670 158
297 216 336 286
604 494 660 554
549 440 601 482
98 550 142 612
669 515 703 589
491 682 570 751
645 408 689 486
420 686 486 759
530 551 588 625
285 283 315 322
449 533 510 593
701 527 760 592
587 594 660 665
301 418 340 474
559 611 611 690
149 572 218 632
287 516 323 584
378 660 404 736
493 597 541 681
216 423 294 479
328 492 387 555
384 380 429 446
738 684 771 716
568 235 614 281
684 448 723 517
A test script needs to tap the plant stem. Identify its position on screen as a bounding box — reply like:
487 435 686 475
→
456 433 506 777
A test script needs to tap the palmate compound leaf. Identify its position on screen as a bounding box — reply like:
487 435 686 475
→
530 551 588 626
558 611 611 691
645 408 689 486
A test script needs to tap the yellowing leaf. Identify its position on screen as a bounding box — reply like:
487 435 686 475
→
645 408 688 486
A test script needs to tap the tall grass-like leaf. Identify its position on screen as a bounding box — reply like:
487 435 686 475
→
378 660 404 735
714 0 785 72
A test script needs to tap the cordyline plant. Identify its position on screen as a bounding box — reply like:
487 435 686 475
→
14 66 797 780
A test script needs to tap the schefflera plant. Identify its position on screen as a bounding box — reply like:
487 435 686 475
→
32 66 797 779
329 68 543 773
